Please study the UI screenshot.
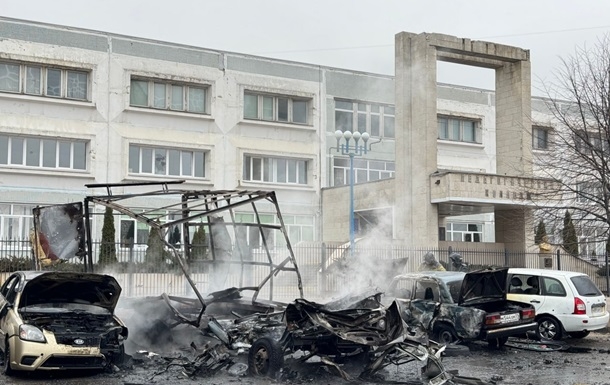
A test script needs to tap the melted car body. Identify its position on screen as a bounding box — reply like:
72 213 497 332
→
0 271 127 373
387 269 537 346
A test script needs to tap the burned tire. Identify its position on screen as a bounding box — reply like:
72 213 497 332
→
568 330 590 339
248 336 284 377
487 336 508 349
3 340 13 376
433 323 457 344
536 316 562 340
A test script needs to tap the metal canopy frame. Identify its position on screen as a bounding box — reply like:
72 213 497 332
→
83 180 304 304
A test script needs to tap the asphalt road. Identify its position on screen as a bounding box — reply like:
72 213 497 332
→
0 329 609 385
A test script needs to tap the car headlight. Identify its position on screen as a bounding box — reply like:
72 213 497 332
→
19 324 46 343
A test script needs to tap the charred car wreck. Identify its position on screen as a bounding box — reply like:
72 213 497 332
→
387 269 537 348
248 291 449 383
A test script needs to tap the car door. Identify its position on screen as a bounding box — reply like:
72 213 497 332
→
539 276 571 318
507 273 546 312
0 274 20 344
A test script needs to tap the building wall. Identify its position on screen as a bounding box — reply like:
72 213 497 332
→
0 18 324 241
0 18 556 249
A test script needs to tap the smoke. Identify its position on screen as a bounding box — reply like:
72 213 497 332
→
324 204 403 300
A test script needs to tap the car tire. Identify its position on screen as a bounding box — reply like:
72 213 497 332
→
567 330 590 339
248 336 284 377
3 340 14 376
488 336 509 349
433 323 457 344
536 316 562 340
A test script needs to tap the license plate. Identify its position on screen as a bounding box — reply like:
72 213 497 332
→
592 304 605 314
500 313 520 323
68 348 90 355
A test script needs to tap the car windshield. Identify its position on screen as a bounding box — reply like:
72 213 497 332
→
444 279 463 303
570 275 603 296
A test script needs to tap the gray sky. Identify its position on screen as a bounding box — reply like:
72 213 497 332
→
2 0 609 93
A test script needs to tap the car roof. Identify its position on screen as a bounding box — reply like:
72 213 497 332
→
508 268 587 278
393 271 467 282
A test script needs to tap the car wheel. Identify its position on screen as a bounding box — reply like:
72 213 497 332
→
3 340 14 376
433 324 457 344
248 336 284 377
567 331 590 339
488 336 509 349
536 316 562 340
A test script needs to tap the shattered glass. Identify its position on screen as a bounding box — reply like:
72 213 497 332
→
32 202 85 264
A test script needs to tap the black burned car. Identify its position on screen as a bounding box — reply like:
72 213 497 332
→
248 292 450 383
0 271 128 374
386 268 537 347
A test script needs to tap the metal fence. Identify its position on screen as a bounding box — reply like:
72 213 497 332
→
0 238 607 299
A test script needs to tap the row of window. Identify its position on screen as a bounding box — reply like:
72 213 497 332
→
443 222 483 242
243 155 307 185
333 157 395 186
335 100 395 138
119 212 314 249
0 135 86 170
0 203 315 245
0 133 317 186
0 60 316 125
438 116 479 143
0 62 88 100
128 145 205 178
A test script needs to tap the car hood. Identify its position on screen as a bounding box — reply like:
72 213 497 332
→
20 272 122 312
458 268 508 305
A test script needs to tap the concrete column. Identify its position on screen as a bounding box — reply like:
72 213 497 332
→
495 60 533 176
395 32 439 246
495 208 535 253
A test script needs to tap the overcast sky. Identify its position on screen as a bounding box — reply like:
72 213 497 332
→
2 0 609 94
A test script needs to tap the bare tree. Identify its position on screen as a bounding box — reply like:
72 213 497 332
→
535 34 610 258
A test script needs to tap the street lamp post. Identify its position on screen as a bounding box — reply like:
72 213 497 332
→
334 130 370 258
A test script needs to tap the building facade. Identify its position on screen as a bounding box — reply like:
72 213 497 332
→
0 18 560 252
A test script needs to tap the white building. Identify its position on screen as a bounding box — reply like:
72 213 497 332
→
0 18 558 251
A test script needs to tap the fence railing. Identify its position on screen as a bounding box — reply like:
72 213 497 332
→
0 238 607 299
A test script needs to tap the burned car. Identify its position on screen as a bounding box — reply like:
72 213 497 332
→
386 269 537 348
0 271 128 374
248 292 449 383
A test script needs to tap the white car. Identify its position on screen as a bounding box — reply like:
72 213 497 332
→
507 268 609 340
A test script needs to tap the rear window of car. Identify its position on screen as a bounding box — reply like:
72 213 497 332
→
570 275 603 296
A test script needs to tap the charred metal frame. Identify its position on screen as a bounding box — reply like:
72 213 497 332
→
82 181 304 305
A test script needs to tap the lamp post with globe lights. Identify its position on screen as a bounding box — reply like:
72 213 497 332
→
334 129 370 258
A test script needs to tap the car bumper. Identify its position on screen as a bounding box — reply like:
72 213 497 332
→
482 321 538 340
9 338 107 371
560 312 610 333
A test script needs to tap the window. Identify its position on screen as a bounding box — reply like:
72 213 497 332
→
119 218 150 248
0 204 33 239
335 100 394 138
243 155 308 185
438 116 480 143
0 134 87 171
235 212 314 247
0 61 89 101
533 127 550 150
129 145 206 178
130 78 208 114
244 92 310 124
333 158 394 186
574 130 609 154
575 181 602 204
446 222 482 242
542 277 566 296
